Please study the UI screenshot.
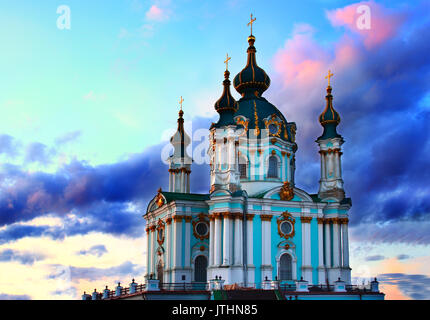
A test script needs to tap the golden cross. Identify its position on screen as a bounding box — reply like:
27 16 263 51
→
179 96 184 110
247 13 256 35
325 70 334 86
224 53 231 71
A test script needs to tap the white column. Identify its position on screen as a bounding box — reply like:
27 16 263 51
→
341 219 350 267
214 214 222 266
152 226 157 273
324 220 331 268
222 213 231 266
286 155 290 182
246 214 254 266
173 216 183 269
332 219 341 268
209 216 215 266
184 216 191 268
146 227 151 276
234 214 243 265
261 216 271 265
169 171 173 192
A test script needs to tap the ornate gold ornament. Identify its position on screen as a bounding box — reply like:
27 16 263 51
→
264 114 282 137
246 214 255 221
156 188 165 208
280 181 294 201
277 212 295 240
192 213 209 240
253 101 260 137
235 116 249 136
156 219 165 246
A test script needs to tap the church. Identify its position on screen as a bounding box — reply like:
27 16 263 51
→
83 17 384 300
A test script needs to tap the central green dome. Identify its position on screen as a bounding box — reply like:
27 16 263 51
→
233 36 271 96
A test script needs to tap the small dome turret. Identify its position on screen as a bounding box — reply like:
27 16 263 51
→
318 85 341 140
170 102 191 158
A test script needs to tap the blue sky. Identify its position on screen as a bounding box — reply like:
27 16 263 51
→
0 0 429 299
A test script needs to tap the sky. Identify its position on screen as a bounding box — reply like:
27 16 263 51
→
0 0 429 300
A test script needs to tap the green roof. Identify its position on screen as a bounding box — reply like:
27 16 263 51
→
161 192 210 203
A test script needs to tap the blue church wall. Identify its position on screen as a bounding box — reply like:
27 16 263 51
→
253 217 262 288
294 219 303 281
311 218 319 284
271 218 281 280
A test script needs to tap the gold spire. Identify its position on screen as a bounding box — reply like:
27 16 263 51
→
179 96 184 111
247 13 256 35
224 53 231 71
325 70 334 87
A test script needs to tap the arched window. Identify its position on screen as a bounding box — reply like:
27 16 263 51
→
279 254 292 280
268 156 278 178
194 255 208 282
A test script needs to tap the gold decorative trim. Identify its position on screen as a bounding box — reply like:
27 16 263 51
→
300 216 313 223
184 216 192 223
317 218 324 224
253 101 260 136
260 214 273 221
280 181 294 201
246 214 255 221
166 217 172 225
173 215 184 222
277 212 295 240
235 117 249 137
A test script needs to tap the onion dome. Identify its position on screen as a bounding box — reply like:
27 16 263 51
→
233 35 271 97
318 86 342 140
213 70 238 128
170 108 191 158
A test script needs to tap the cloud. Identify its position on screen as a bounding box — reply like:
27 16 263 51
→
0 134 21 158
397 254 411 261
145 5 168 22
0 293 31 300
77 244 108 257
379 273 430 300
0 249 45 265
48 261 143 282
55 131 82 146
365 254 386 262
24 142 55 165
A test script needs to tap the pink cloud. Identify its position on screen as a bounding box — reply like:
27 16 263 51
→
146 5 168 22
326 1 405 49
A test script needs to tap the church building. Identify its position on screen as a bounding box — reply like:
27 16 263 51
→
83 17 384 300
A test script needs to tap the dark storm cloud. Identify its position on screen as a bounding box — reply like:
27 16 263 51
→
0 116 212 243
0 249 45 265
379 273 430 300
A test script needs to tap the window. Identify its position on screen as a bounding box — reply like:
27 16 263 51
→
195 222 208 236
239 163 247 178
268 156 278 178
279 254 293 280
280 221 292 235
194 256 208 282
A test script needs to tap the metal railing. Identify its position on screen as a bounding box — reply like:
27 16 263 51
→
159 282 209 291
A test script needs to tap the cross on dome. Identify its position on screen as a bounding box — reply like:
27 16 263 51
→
247 13 256 35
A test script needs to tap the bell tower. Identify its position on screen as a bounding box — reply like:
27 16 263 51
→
317 71 345 201
168 98 192 193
